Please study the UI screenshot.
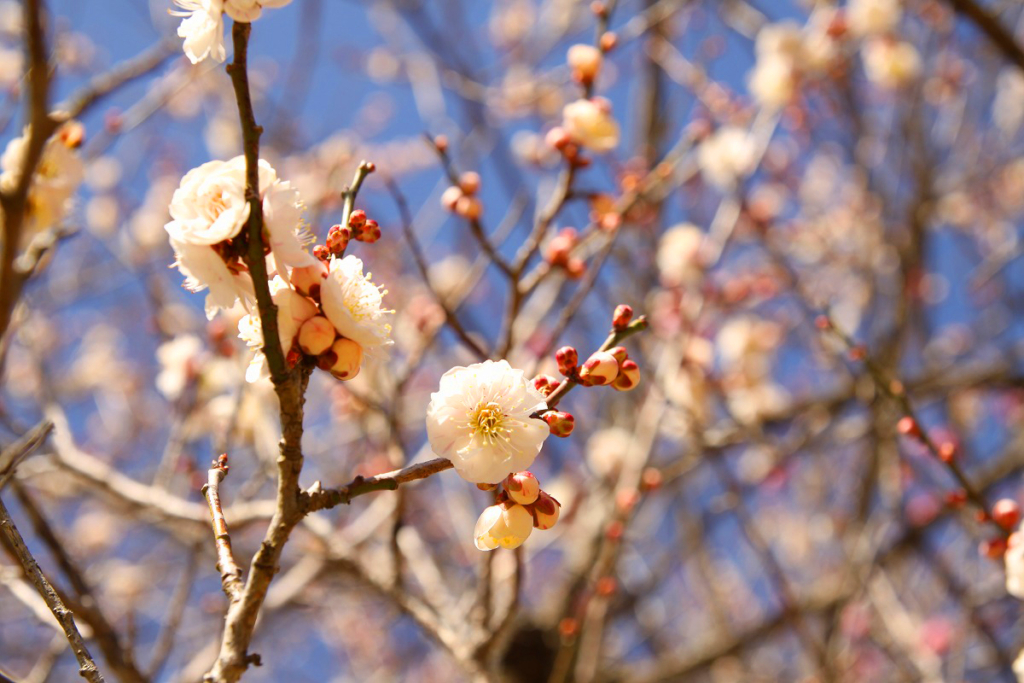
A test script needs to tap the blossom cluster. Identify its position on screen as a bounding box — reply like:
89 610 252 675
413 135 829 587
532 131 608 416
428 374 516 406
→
163 155 393 384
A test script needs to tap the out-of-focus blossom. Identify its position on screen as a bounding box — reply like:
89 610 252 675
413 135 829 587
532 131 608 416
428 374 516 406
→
426 359 549 484
862 38 920 89
1006 531 1024 598
0 124 85 243
697 126 757 189
562 98 620 152
156 334 204 401
657 223 704 287
847 0 901 37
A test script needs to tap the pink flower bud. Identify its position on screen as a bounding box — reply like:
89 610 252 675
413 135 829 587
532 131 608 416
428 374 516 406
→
532 491 561 530
612 304 633 329
298 316 335 356
599 31 617 53
607 346 628 363
459 171 481 195
555 346 578 376
612 359 640 391
326 337 363 380
313 244 330 261
474 502 534 551
455 195 483 220
566 258 586 279
532 374 561 396
543 411 575 437
567 44 602 83
291 262 328 299
441 186 463 211
505 471 541 505
348 209 367 230
546 126 571 151
580 351 619 385
545 227 577 266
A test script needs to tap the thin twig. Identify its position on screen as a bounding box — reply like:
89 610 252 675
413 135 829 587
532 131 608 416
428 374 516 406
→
0 495 105 682
202 454 244 603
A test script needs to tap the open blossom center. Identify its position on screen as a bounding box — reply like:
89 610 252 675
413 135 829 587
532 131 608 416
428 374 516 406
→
471 401 507 442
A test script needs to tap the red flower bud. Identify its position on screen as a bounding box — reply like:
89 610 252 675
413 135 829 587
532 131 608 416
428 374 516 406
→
580 351 619 386
348 209 367 230
505 471 541 505
355 219 381 243
459 171 481 195
612 359 640 391
543 411 575 437
993 499 1021 530
980 537 1008 559
607 346 628 363
313 244 330 261
612 304 633 330
532 491 561 530
532 374 561 396
896 416 920 438
555 346 578 376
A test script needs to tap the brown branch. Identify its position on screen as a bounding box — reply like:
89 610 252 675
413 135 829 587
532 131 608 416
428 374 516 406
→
205 21 315 683
0 495 105 682
943 0 1024 71
303 458 455 513
202 455 244 603
0 0 61 341
0 419 52 490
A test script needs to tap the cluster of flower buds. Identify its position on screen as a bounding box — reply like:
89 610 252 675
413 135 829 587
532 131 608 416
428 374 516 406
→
441 171 483 220
557 343 640 392
316 209 382 261
473 471 562 550
544 227 585 278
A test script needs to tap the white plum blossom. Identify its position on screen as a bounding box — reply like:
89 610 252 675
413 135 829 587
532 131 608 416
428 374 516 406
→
173 0 226 65
173 0 292 64
562 98 620 153
319 255 394 357
697 126 757 190
426 359 550 484
0 124 85 242
165 156 314 318
474 503 534 550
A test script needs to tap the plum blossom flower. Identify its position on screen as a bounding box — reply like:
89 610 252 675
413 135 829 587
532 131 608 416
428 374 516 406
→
562 98 620 152
426 359 550 484
319 255 394 357
0 123 85 242
172 0 293 64
474 502 534 550
165 156 314 318
173 0 226 65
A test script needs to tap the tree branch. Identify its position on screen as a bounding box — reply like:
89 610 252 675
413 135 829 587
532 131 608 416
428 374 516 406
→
202 454 244 603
